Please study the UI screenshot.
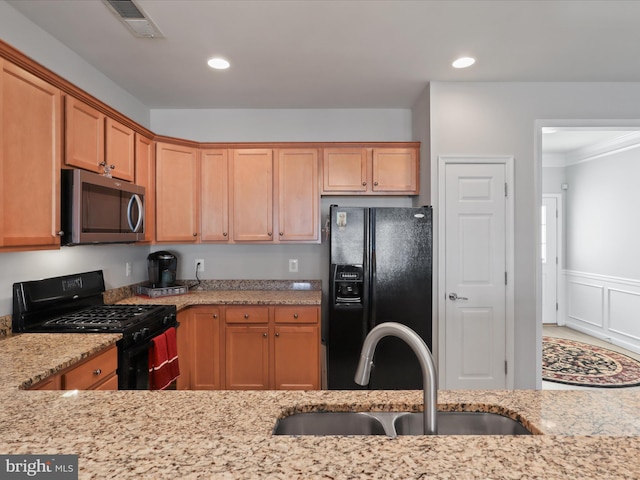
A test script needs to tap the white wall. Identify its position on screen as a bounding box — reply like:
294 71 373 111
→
566 145 640 279
151 108 412 142
429 81 640 389
0 1 149 126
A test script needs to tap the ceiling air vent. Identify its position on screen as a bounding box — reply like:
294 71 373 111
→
102 0 164 38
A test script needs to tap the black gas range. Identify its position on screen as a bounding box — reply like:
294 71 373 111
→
12 270 177 390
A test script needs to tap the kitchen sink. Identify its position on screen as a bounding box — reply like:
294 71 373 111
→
273 412 387 435
273 411 532 437
393 412 532 436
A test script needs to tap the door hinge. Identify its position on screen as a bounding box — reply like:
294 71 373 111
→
505 360 508 374
505 272 507 285
556 302 559 311
504 182 508 197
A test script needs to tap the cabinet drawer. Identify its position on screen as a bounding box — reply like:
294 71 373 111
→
225 306 268 324
94 373 119 390
63 346 117 390
274 306 318 324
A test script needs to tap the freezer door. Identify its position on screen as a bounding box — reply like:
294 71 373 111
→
368 207 433 389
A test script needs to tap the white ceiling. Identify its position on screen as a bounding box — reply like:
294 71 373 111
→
7 0 640 110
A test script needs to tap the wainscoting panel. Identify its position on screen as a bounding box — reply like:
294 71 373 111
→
563 271 640 354
567 280 604 328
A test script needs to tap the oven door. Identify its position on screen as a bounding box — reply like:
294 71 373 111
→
118 319 179 390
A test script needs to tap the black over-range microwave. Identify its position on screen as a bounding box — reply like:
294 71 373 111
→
61 169 145 245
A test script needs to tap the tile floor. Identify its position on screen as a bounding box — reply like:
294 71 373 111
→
542 325 640 391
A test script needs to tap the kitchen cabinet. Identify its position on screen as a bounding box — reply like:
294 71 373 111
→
175 309 192 390
65 96 135 181
155 141 199 243
134 133 155 243
230 148 320 243
277 149 319 242
322 147 418 195
105 117 135 181
29 344 118 391
200 149 230 242
190 307 222 390
0 59 62 250
230 149 274 242
224 305 320 390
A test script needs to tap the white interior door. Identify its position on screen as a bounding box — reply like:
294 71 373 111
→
443 162 508 389
541 195 559 325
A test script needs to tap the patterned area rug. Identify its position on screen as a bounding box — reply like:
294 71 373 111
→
543 336 640 388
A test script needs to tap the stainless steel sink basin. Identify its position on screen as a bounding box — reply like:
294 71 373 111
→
393 412 532 436
273 411 532 436
273 412 387 435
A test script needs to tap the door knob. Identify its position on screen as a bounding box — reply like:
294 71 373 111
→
448 293 469 301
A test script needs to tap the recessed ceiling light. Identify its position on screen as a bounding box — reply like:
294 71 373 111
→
452 57 475 69
207 58 230 70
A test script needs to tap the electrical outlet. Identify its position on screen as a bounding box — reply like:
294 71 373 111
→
289 259 299 273
195 259 204 272
125 262 132 277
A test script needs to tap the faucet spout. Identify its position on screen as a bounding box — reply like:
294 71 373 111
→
354 322 438 435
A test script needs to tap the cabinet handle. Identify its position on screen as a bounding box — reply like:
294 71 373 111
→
374 181 379 186
263 332 268 337
279 232 283 236
293 313 299 319
268 232 272 237
275 332 280 337
362 181 367 186
57 231 64 236
213 314 218 319
223 232 228 237
244 314 249 319
93 369 102 376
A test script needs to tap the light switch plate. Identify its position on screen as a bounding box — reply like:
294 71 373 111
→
289 259 299 273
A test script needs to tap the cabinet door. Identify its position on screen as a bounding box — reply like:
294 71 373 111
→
277 149 319 242
105 117 135 181
231 149 273 242
191 307 221 390
155 142 199 242
1 60 62 249
134 134 155 243
201 149 230 242
65 96 104 173
273 325 320 390
322 148 367 192
225 325 269 389
372 148 418 193
175 309 192 390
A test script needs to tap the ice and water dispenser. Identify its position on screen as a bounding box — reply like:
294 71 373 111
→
332 265 363 305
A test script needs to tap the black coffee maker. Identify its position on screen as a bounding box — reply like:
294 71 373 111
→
147 251 177 288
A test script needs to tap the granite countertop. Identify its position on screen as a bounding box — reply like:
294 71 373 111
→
116 289 322 311
1 332 640 478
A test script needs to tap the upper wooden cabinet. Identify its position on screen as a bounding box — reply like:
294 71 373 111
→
277 149 319 242
65 96 134 181
105 117 135 181
201 149 230 242
322 147 419 195
134 133 155 243
155 142 199 243
0 59 62 250
231 149 274 242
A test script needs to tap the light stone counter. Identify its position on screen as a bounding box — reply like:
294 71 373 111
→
116 289 322 311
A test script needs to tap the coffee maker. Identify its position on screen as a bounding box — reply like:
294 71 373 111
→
147 251 177 288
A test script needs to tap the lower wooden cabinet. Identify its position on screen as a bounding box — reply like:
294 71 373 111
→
29 344 118 390
176 304 320 391
224 305 320 390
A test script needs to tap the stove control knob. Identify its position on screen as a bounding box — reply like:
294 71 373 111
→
163 314 175 325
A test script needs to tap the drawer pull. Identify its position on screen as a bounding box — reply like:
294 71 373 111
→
293 313 299 319
93 368 102 376
275 332 280 337
213 314 218 319
244 313 249 319
263 332 267 337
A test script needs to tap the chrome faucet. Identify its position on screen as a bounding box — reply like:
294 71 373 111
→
354 322 438 435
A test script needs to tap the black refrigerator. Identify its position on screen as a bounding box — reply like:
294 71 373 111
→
327 205 433 390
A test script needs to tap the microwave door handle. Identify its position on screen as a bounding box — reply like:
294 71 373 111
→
127 194 144 233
